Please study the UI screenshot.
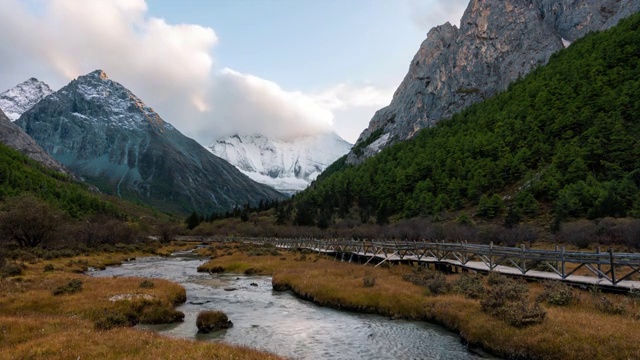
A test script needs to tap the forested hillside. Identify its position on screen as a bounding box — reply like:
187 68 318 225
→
0 139 185 254
293 13 640 227
0 142 122 219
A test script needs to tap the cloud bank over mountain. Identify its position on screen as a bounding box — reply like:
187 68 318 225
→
0 0 453 143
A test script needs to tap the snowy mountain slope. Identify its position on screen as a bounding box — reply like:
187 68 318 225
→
0 78 53 121
210 132 352 194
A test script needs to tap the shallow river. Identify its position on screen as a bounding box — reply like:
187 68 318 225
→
93 252 492 359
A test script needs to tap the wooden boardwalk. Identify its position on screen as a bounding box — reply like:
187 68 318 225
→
228 238 640 292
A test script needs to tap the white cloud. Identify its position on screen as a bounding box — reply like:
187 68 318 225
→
314 83 394 111
204 68 334 141
0 0 391 145
313 83 394 144
406 0 468 30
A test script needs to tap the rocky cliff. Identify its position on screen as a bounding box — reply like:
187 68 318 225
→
347 0 640 164
0 108 67 174
17 70 284 214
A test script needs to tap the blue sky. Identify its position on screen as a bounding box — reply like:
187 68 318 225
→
0 0 467 143
146 0 427 90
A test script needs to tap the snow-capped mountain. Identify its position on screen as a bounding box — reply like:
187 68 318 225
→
16 70 284 214
0 78 53 121
210 132 352 194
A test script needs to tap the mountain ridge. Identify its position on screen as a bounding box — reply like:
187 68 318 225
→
17 70 284 214
347 0 640 164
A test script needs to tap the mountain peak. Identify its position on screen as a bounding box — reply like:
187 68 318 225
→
60 70 174 132
85 69 109 80
0 78 54 121
15 73 285 213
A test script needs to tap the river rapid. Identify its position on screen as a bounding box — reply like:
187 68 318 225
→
93 251 493 360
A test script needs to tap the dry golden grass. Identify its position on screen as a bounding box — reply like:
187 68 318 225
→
0 315 280 360
199 243 640 360
0 246 283 360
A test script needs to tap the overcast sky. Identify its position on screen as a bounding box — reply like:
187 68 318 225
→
0 0 467 144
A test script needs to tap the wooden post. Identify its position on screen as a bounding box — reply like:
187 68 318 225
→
609 248 616 285
521 244 526 274
561 246 566 279
555 244 559 273
489 241 494 270
597 246 602 278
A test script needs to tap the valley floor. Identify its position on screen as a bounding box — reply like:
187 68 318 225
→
198 242 640 360
4 241 639 360
0 246 282 360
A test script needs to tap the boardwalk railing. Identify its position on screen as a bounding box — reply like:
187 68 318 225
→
218 237 640 287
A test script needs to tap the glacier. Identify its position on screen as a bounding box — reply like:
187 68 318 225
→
210 132 352 194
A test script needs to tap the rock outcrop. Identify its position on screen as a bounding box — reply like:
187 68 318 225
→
17 70 285 214
0 108 67 174
347 0 640 164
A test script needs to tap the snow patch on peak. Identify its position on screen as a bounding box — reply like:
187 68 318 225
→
69 70 174 132
0 78 54 121
210 132 352 194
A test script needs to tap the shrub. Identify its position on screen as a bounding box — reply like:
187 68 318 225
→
52 279 83 296
402 267 449 294
1 263 24 277
454 273 485 299
0 194 61 248
426 272 449 295
594 296 626 315
43 264 55 272
95 309 138 330
481 277 545 327
197 265 224 273
363 276 376 288
137 302 184 324
196 310 233 333
139 279 155 289
503 300 547 328
556 220 597 249
95 299 184 330
540 281 574 306
487 272 509 286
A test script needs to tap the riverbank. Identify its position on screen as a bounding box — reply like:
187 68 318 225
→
198 242 640 360
0 244 283 360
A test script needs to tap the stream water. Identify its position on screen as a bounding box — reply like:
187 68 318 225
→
93 251 492 359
